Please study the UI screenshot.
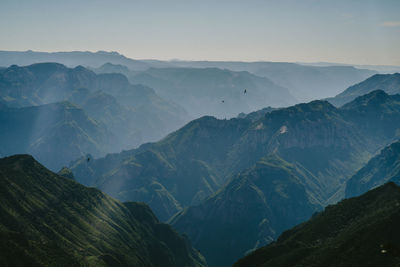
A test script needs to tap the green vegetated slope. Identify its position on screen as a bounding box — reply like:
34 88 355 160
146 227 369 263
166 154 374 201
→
71 116 251 221
327 73 400 107
235 182 400 267
0 154 206 267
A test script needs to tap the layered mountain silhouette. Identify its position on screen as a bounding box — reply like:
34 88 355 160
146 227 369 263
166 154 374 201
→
0 50 150 70
128 67 297 118
169 90 400 266
74 91 396 210
327 73 400 106
0 154 206 267
0 63 188 168
0 55 397 267
346 140 400 198
71 90 400 267
235 182 400 267
0 50 376 102
165 61 376 101
0 102 114 170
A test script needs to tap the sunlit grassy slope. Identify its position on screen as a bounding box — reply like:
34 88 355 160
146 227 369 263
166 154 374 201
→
0 154 206 267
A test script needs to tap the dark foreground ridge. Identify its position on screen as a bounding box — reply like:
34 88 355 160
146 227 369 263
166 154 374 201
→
0 154 206 267
235 182 400 267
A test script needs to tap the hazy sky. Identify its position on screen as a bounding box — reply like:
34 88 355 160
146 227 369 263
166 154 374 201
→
1 0 399 65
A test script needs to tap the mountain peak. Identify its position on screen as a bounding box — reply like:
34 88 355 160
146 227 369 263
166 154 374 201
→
1 154 36 164
327 73 400 106
341 89 397 111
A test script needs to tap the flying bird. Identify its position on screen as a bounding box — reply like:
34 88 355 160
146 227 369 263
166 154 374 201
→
244 89 247 94
221 100 225 103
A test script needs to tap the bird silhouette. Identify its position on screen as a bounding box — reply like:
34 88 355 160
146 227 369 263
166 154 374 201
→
244 89 247 94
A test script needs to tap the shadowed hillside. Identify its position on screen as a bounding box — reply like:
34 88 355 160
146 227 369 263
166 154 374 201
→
0 154 207 267
235 182 400 267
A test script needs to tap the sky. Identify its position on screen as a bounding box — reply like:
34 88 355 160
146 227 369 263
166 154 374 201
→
0 0 399 65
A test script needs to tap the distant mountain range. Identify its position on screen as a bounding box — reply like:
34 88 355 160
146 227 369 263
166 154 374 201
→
0 50 150 70
163 61 376 101
0 63 188 169
235 182 400 267
0 50 377 102
127 67 297 118
0 154 206 267
299 61 400 74
94 60 375 103
326 73 400 107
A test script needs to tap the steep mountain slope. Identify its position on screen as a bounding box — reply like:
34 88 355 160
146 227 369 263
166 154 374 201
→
170 155 323 267
71 116 251 220
0 154 206 267
129 67 297 118
340 90 400 150
235 182 400 267
327 73 400 106
346 141 400 198
229 100 369 201
0 102 113 170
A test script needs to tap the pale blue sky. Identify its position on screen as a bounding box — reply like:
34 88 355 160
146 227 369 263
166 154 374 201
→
0 0 399 65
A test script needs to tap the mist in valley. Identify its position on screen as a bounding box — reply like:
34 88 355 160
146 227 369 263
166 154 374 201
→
0 1 400 267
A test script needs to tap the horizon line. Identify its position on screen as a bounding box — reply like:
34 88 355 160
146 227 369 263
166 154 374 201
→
1 49 400 68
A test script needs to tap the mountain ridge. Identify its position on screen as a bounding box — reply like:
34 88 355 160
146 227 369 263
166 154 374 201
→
327 73 400 106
